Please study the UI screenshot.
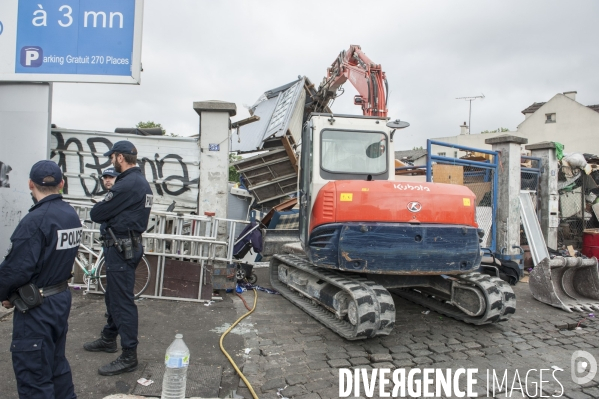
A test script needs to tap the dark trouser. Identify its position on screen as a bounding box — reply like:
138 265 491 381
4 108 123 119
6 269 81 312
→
11 290 76 399
102 244 143 349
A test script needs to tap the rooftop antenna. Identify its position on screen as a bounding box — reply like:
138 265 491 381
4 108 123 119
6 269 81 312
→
456 94 485 134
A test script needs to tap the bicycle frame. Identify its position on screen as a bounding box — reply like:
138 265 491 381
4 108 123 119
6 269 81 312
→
72 240 104 294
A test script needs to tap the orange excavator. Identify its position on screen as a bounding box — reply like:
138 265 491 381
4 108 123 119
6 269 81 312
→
267 45 516 340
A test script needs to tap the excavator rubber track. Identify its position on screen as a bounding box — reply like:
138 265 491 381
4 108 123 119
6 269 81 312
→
270 254 396 340
392 272 516 325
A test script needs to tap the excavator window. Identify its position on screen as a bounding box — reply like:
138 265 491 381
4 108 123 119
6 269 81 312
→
320 130 387 175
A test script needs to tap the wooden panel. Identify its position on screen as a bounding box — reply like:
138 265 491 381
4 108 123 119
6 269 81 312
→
465 182 492 206
281 132 298 173
201 264 213 300
144 254 160 297
432 164 464 185
161 259 202 299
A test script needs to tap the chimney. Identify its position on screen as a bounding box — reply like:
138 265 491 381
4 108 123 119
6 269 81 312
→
563 91 577 101
460 122 469 135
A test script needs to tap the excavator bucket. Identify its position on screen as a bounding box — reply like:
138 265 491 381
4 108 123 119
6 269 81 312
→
520 191 599 312
529 256 599 312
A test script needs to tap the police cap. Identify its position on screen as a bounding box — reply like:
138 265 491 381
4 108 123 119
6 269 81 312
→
101 167 120 178
29 160 63 186
103 141 138 157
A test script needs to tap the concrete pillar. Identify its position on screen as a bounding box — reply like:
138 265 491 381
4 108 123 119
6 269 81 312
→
0 83 52 257
193 100 236 263
525 141 559 250
485 135 528 268
193 101 236 218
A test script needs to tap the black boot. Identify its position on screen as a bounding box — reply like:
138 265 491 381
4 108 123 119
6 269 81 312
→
98 347 138 376
83 332 118 353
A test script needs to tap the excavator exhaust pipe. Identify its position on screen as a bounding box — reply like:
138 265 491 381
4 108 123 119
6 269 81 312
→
529 256 599 312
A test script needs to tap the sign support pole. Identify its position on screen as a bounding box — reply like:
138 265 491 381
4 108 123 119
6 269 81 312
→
0 82 52 256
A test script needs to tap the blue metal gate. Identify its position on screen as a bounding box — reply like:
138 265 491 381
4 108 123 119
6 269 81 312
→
425 140 499 252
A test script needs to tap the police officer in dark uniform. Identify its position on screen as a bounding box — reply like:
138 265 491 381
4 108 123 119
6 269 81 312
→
0 160 81 398
84 141 153 376
101 166 120 190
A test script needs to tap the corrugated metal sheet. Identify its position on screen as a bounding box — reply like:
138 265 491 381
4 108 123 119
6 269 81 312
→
232 77 305 153
231 76 326 210
231 96 278 153
264 79 302 138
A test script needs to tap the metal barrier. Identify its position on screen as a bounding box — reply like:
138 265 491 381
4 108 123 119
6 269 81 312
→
426 140 499 252
558 173 589 250
68 200 249 302
520 155 542 246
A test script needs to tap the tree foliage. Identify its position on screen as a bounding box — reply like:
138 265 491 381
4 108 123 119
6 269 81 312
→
136 121 166 135
229 153 242 182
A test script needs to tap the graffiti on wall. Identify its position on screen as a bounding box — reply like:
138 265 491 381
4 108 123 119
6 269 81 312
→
50 131 199 206
1 204 22 228
0 161 11 188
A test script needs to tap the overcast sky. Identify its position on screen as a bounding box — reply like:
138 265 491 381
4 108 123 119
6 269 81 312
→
51 0 599 151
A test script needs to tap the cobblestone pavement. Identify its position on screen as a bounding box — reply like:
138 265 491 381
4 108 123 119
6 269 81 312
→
233 268 599 399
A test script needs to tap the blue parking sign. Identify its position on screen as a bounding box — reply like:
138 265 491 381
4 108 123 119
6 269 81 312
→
15 0 136 76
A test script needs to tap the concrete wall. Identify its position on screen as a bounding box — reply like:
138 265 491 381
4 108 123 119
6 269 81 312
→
0 83 52 258
50 129 200 211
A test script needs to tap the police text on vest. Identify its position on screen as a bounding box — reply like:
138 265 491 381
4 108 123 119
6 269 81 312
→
56 228 83 250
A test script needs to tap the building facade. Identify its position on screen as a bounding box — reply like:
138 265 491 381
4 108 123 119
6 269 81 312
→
423 91 599 157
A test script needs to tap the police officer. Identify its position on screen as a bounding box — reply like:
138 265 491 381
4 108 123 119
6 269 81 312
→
101 166 120 190
0 160 81 398
84 141 153 376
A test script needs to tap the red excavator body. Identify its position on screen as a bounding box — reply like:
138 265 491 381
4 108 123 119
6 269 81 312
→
310 180 477 232
305 180 482 275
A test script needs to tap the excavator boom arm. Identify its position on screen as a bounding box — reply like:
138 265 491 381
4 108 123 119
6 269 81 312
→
312 45 388 117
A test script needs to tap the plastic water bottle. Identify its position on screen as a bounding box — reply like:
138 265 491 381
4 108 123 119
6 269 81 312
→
161 334 190 399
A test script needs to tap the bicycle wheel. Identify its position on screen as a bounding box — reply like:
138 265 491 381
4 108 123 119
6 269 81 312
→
97 256 152 299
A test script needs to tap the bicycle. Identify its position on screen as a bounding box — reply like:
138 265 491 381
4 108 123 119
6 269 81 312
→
74 220 151 298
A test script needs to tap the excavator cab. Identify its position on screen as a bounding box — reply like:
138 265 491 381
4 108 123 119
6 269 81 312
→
299 114 394 247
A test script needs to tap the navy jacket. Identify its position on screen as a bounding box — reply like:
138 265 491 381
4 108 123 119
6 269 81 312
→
90 167 153 237
0 194 82 300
